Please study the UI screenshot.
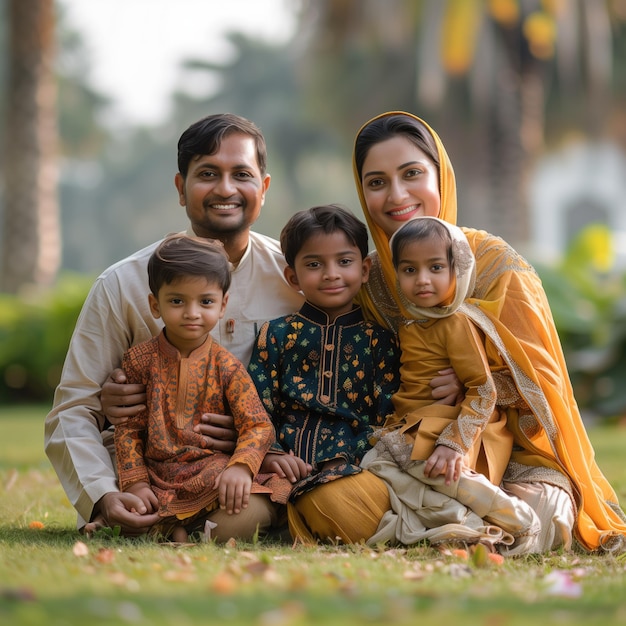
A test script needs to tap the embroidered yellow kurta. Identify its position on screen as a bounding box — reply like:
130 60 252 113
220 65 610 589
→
392 312 512 485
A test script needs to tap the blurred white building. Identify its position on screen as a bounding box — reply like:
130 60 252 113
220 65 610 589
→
529 141 626 268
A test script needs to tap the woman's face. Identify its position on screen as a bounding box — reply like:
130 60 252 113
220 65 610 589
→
360 135 441 239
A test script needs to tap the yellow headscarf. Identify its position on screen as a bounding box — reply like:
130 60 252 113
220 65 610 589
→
354 112 457 322
353 110 626 552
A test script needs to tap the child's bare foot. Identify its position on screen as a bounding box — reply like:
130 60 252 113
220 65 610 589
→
82 514 106 537
171 526 188 543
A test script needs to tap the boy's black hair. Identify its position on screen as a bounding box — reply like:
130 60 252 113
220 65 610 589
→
148 234 231 296
280 205 369 268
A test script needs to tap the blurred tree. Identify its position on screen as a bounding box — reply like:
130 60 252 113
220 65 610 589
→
295 0 421 131
0 0 119 281
170 32 348 236
429 0 615 246
295 0 621 248
1 0 59 293
55 4 110 159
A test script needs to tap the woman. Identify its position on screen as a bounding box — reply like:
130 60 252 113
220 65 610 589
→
290 111 626 553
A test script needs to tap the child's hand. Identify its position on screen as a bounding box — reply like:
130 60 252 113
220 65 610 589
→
126 481 158 514
261 452 312 482
214 464 252 514
423 445 463 486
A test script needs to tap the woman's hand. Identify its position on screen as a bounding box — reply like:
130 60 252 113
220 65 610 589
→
430 367 465 406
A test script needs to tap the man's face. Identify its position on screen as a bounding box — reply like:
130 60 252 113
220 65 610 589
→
174 132 270 239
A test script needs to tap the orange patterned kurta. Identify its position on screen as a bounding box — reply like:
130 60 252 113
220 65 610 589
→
115 331 289 518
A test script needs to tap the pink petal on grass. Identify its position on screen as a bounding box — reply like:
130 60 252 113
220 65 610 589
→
544 570 583 598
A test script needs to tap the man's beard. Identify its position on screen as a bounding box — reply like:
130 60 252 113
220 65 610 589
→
199 208 247 236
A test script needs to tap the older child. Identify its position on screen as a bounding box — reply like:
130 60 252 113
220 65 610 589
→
362 217 541 553
247 205 400 542
114 234 290 542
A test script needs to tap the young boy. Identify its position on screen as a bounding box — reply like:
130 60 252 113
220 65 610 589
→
247 205 400 531
362 216 541 553
114 234 291 542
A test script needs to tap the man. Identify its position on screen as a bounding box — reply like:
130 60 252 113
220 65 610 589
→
45 114 304 536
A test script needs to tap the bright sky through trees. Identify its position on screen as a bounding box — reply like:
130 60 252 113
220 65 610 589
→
60 0 296 125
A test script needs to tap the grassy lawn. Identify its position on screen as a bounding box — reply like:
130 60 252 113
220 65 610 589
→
1 404 626 626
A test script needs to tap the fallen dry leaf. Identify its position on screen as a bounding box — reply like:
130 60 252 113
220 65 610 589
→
262 568 283 586
108 571 129 586
163 569 197 583
245 560 270 577
211 570 237 595
72 541 89 557
287 569 309 591
95 548 115 564
403 569 426 581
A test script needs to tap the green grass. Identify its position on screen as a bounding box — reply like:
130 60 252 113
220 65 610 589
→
1 405 626 626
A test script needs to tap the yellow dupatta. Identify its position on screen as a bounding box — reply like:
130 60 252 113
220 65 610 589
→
353 111 626 552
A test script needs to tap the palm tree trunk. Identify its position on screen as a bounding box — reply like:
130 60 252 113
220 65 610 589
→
1 0 59 293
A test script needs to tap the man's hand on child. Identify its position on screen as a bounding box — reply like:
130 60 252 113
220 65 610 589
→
100 368 147 423
194 413 237 453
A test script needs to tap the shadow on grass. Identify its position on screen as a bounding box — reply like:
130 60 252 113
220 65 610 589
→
0 526 79 546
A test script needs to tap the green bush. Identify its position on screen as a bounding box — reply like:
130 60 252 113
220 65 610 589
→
533 224 626 417
0 273 93 404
